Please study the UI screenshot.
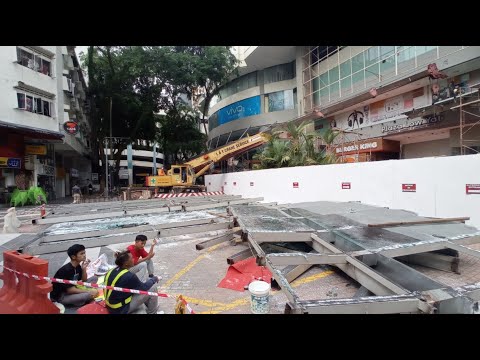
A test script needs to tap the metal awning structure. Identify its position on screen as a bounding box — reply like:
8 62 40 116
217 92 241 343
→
0 120 64 141
229 203 480 314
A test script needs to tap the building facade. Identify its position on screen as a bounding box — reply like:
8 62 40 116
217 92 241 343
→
206 46 480 167
0 46 92 203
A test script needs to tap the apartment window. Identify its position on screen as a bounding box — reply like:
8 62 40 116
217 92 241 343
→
17 92 52 117
16 47 51 76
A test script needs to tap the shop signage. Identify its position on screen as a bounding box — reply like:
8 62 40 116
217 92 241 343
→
342 182 351 189
70 168 79 177
402 184 416 192
382 115 443 134
250 182 254 186
336 141 378 154
63 121 79 135
25 144 47 155
293 182 299 188
0 157 21 169
466 184 480 195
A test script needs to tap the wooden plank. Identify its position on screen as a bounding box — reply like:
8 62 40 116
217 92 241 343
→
367 217 470 228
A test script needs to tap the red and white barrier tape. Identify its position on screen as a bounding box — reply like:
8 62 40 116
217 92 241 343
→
155 191 224 199
0 264 195 314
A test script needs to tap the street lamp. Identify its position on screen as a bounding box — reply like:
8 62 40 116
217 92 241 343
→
103 136 130 197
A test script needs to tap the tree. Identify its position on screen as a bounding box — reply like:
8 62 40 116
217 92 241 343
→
253 121 339 169
155 104 207 170
159 47 239 134
82 46 159 186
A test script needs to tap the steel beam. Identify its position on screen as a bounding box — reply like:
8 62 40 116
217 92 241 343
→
399 253 460 273
310 233 407 296
24 222 232 255
42 218 217 242
296 295 428 314
265 257 300 306
227 249 254 264
196 228 240 250
267 253 347 266
249 232 314 243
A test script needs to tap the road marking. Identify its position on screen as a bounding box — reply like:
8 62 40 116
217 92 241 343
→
291 270 335 287
199 269 336 314
163 243 224 289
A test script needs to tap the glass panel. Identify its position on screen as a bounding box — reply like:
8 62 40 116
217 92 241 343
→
313 90 320 107
34 98 43 114
319 72 329 88
365 47 379 67
352 71 364 86
34 56 41 72
380 46 395 60
312 77 320 92
17 93 25 109
268 91 285 112
329 66 339 83
352 53 364 73
340 59 351 78
397 46 415 62
26 96 33 112
41 60 51 76
341 76 352 92
43 101 50 117
330 82 339 97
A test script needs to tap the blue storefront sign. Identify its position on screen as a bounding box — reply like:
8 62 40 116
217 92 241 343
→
217 96 261 126
0 157 21 169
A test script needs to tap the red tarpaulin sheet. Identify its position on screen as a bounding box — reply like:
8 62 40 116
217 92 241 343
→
217 257 272 292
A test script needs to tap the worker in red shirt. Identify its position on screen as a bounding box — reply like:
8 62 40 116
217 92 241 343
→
127 234 158 278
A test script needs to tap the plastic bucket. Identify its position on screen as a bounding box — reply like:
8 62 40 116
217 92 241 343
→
248 280 270 314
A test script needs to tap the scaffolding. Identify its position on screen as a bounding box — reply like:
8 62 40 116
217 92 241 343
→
332 128 366 163
450 83 480 155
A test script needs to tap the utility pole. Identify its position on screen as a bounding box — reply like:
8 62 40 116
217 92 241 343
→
109 97 113 190
104 137 108 197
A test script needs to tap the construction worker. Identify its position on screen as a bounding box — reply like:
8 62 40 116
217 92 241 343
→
104 250 160 314
127 234 157 278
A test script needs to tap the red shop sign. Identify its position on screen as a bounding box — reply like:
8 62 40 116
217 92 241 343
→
63 121 78 135
466 184 480 195
402 184 416 192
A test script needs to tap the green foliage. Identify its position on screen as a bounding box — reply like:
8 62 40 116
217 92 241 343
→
253 121 340 169
10 186 47 207
10 189 29 207
27 186 47 205
82 46 237 175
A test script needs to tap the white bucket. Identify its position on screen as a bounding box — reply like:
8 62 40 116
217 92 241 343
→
248 280 270 314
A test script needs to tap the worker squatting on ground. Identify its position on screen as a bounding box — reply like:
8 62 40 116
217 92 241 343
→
127 234 158 278
104 250 160 314
50 244 99 307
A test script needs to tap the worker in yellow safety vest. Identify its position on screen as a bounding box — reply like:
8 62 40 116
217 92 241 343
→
104 250 160 314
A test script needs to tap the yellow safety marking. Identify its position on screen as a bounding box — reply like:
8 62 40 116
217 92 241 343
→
199 269 336 314
291 270 335 287
163 243 224 289
199 298 250 314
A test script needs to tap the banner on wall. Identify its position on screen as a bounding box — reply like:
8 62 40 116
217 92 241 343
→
217 96 261 126
334 87 428 130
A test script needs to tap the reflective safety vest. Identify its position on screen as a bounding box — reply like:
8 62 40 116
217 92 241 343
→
104 268 132 309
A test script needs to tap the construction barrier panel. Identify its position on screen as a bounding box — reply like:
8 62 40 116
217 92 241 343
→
0 251 59 314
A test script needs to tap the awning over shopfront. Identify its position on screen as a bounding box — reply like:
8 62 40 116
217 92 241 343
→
0 120 64 141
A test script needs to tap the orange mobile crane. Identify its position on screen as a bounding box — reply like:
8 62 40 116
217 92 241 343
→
145 132 270 193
